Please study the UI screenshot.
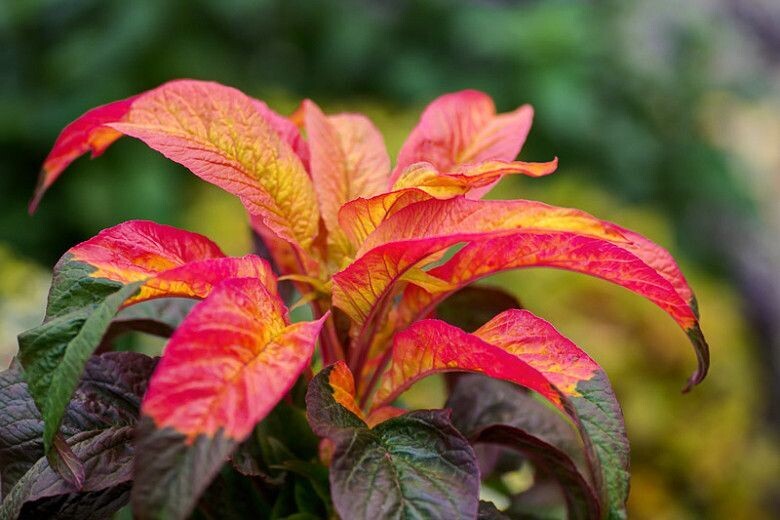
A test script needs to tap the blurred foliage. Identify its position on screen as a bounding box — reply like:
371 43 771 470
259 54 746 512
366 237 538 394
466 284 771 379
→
1 0 779 517
0 0 769 266
0 246 48 369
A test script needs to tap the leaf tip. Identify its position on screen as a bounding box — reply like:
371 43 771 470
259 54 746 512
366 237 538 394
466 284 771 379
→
49 434 86 489
28 169 49 214
682 325 710 393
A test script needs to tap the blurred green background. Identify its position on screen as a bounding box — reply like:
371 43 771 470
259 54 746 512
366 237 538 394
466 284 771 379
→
1 0 779 517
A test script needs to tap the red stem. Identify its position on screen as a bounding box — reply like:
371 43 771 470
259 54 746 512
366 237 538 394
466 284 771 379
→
351 291 393 392
289 246 346 365
358 346 393 409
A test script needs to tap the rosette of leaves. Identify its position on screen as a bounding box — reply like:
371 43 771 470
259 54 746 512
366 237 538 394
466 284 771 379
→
1 81 709 519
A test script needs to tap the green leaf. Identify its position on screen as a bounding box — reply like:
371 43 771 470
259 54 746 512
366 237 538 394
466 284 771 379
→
44 257 125 319
230 430 284 484
192 464 273 519
306 365 481 519
329 410 480 520
231 402 321 485
257 401 320 462
18 281 142 454
572 374 630 520
293 477 325 516
275 460 331 510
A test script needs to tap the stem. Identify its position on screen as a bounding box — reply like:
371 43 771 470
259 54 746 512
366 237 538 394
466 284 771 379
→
358 346 393 409
312 299 345 364
288 246 346 365
351 291 393 392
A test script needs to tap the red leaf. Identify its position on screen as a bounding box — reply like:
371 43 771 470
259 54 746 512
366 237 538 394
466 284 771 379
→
65 220 277 305
142 278 326 441
396 230 708 389
392 90 534 198
373 318 563 410
32 95 138 212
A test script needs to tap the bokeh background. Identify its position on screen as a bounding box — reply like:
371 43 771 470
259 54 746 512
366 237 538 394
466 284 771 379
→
1 0 779 517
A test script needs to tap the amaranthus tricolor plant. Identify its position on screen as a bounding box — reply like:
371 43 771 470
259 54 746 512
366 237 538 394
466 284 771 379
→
0 81 709 519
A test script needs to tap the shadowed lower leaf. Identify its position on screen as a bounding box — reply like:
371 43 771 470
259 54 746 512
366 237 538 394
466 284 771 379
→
434 285 522 332
329 411 479 520
306 365 481 520
18 282 142 454
448 375 601 520
0 353 155 519
478 500 511 519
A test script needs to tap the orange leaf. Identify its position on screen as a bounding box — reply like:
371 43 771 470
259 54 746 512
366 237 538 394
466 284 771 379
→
392 158 557 197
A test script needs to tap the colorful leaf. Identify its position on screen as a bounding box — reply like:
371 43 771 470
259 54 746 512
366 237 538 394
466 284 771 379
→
392 90 534 199
109 80 319 252
34 80 320 256
357 196 626 256
303 100 390 264
61 219 277 305
133 278 326 519
396 230 707 390
306 362 368 437
336 195 706 389
337 188 431 248
333 197 628 330
252 99 311 171
142 278 325 440
338 156 557 251
372 318 563 410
